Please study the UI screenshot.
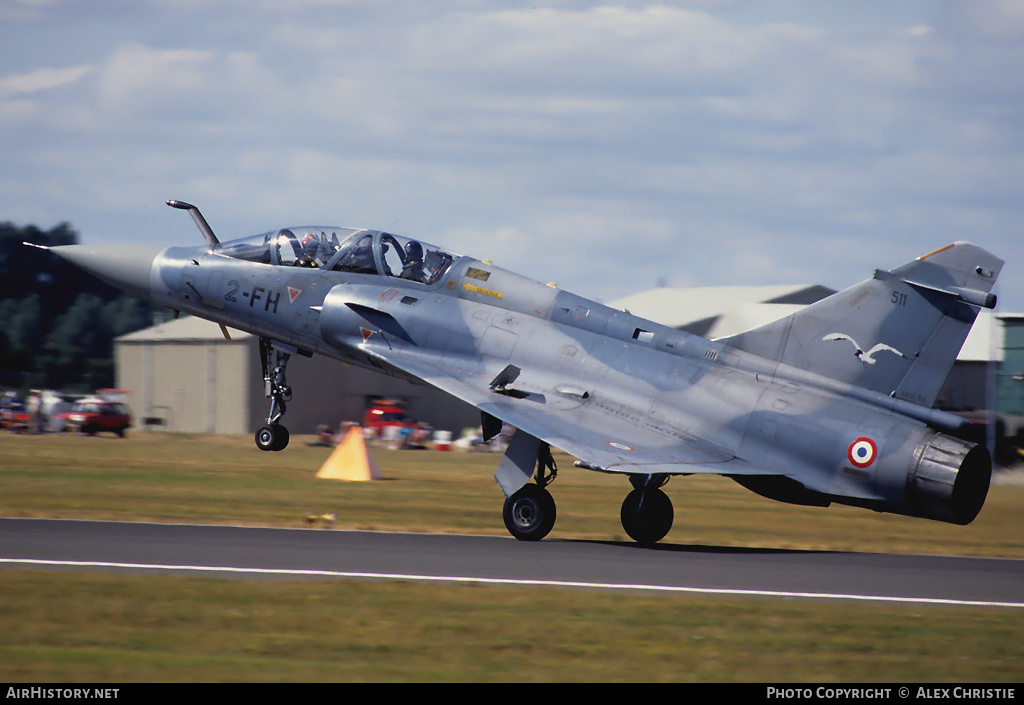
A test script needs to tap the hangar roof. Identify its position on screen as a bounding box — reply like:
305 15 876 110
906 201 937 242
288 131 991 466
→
116 316 250 343
609 285 1006 362
609 284 833 338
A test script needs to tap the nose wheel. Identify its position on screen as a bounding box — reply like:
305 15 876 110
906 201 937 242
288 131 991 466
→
255 423 290 452
256 337 293 451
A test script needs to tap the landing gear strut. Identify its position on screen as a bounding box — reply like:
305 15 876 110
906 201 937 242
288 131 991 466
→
503 443 558 541
620 474 673 545
255 337 292 451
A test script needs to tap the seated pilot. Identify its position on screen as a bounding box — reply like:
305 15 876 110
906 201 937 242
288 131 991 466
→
401 241 426 282
298 233 320 267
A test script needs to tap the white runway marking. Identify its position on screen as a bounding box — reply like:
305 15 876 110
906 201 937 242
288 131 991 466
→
4 557 1023 609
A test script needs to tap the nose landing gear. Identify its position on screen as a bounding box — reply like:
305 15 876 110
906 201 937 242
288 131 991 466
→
255 337 293 451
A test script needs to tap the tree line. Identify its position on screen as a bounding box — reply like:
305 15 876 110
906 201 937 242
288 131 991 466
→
0 222 169 392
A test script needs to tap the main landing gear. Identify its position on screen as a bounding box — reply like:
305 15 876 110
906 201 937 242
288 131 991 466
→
498 440 675 545
503 443 558 541
255 337 292 452
620 474 673 545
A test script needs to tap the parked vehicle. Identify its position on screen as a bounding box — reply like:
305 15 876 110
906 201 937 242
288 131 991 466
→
60 400 132 437
362 400 415 437
0 401 28 432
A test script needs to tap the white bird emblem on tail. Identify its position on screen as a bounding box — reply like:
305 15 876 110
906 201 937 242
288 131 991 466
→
822 333 907 365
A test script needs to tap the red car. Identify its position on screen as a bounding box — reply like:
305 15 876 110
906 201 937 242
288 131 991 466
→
0 402 28 431
362 401 415 436
64 400 132 437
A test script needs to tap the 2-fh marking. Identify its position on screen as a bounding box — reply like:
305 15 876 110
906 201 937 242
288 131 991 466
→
230 281 281 313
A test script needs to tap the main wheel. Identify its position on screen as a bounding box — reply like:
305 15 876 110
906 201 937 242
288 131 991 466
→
255 424 289 451
620 487 673 545
503 484 556 541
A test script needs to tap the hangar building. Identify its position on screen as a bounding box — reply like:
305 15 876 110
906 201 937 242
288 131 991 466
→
114 316 479 435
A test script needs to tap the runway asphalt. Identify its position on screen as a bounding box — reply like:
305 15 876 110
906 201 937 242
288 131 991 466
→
1 517 1023 607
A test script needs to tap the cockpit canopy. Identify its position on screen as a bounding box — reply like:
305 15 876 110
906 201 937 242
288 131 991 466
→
214 228 458 286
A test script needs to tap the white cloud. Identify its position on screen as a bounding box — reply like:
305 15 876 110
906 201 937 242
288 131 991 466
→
0 1 1020 308
0 64 94 97
950 0 1024 40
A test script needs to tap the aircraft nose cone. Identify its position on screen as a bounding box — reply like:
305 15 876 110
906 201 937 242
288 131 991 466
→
47 243 165 301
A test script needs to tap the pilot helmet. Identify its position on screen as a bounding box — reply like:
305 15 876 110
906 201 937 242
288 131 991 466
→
405 240 424 262
300 233 320 263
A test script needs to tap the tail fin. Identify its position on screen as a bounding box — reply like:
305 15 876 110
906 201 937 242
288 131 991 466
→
722 242 1003 407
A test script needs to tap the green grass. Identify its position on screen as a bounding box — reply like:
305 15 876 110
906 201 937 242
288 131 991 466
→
0 570 1020 682
1 431 1023 681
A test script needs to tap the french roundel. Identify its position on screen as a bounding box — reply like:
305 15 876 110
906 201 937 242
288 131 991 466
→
847 437 877 468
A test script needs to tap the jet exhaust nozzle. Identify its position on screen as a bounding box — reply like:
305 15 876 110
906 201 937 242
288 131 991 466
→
906 432 991 525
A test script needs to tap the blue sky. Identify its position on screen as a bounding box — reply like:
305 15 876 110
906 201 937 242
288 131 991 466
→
2 1 1022 309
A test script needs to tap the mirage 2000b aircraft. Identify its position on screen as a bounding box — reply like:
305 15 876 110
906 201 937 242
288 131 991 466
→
39 200 1003 544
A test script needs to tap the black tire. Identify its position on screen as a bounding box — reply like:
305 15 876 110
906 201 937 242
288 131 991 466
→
272 425 289 451
503 484 556 541
620 487 673 545
256 424 289 452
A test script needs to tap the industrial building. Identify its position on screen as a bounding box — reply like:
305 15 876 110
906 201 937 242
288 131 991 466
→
114 315 479 435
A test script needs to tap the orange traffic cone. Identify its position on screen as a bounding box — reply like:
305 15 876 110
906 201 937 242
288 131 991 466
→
316 426 380 481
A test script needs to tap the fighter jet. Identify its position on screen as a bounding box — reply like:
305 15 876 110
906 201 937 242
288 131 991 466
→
38 200 1003 543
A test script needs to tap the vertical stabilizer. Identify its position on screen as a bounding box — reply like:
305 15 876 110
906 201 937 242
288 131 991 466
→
722 242 1003 407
